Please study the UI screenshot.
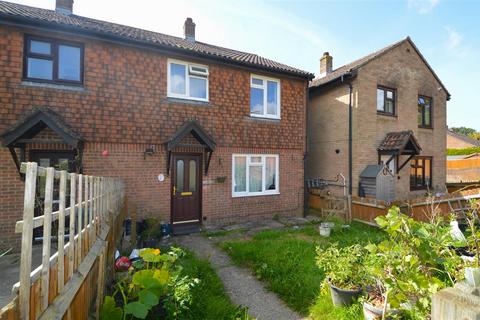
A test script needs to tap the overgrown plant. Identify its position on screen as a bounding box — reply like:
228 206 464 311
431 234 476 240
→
100 247 199 320
316 244 367 290
464 200 480 267
364 206 462 318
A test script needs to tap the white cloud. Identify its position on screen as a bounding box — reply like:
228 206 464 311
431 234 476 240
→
408 0 439 14
444 26 469 58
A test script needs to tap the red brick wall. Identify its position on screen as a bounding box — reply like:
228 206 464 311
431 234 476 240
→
0 25 307 249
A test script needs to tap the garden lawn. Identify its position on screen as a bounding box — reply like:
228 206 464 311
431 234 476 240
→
176 250 251 320
219 222 386 319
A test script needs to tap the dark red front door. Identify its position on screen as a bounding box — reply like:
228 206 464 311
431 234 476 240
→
171 154 201 225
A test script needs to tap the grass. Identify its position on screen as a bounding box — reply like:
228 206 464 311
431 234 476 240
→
219 222 386 319
176 250 252 320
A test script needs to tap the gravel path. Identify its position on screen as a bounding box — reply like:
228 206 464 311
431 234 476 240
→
175 233 304 320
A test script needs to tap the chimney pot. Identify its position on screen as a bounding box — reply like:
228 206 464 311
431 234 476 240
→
320 52 333 77
184 17 196 41
56 0 74 15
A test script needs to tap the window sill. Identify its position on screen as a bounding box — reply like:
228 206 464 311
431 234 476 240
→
376 112 397 118
418 126 433 130
166 97 212 107
246 116 281 123
232 192 280 198
21 81 86 92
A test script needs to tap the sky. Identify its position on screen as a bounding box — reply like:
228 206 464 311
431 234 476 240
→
6 0 480 130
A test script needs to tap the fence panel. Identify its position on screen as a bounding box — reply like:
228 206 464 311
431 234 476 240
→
0 162 125 320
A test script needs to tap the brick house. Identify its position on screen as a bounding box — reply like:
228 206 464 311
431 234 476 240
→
307 37 449 200
0 0 313 249
447 129 480 149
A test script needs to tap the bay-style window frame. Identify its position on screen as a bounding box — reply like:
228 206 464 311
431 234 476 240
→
23 35 84 85
167 58 209 102
418 95 433 129
377 86 396 116
250 75 281 119
232 154 280 197
410 156 432 190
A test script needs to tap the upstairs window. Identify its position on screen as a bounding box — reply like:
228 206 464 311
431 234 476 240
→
410 156 432 190
24 35 83 84
377 86 395 115
232 154 279 197
418 96 432 128
167 59 209 102
250 75 280 119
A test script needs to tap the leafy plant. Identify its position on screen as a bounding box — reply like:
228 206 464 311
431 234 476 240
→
316 243 367 290
100 247 199 320
364 206 462 318
140 218 162 242
463 200 480 268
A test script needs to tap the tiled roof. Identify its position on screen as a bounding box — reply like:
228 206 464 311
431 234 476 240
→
309 37 450 99
0 1 313 79
378 130 421 153
447 129 480 147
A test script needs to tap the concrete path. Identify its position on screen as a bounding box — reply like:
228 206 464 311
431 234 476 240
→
175 234 304 320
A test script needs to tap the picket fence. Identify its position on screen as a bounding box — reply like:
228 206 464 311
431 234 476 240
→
0 162 125 320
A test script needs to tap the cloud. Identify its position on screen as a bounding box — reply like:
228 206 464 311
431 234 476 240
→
408 0 439 14
444 26 469 58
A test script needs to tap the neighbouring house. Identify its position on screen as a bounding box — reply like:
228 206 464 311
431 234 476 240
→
447 129 480 149
446 154 480 192
307 37 449 201
0 0 313 249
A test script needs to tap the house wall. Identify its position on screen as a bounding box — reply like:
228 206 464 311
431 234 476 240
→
307 82 353 196
308 40 447 200
0 25 307 250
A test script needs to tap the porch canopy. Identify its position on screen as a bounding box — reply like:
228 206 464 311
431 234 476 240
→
1 107 84 173
165 120 216 175
377 130 422 172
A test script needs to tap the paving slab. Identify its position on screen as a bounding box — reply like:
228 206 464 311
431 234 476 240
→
175 234 304 320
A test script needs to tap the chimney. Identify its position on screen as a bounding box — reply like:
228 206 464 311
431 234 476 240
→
319 52 333 77
183 18 196 41
56 0 74 15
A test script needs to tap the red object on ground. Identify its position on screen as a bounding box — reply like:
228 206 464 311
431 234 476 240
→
115 256 131 271
102 149 109 157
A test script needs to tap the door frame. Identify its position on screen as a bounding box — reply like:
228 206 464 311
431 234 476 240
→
170 152 203 226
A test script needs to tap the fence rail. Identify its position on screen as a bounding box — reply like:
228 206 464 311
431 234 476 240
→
0 162 125 320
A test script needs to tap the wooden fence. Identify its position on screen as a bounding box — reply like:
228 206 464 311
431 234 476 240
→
350 188 480 225
0 162 125 320
308 188 480 225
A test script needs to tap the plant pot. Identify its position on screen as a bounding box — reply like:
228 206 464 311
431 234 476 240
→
363 301 401 320
319 226 332 237
465 267 480 287
321 222 335 229
328 282 362 306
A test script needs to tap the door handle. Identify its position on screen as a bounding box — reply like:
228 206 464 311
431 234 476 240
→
173 186 176 196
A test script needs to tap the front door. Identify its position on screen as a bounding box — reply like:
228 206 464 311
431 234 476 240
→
171 154 201 225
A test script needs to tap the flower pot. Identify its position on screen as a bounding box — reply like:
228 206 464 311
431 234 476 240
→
363 301 401 320
319 226 332 237
321 222 335 229
328 282 362 306
465 267 480 287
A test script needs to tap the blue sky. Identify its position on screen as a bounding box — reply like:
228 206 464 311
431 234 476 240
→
7 0 480 130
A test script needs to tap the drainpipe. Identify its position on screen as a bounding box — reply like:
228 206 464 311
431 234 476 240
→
303 83 309 217
348 82 353 196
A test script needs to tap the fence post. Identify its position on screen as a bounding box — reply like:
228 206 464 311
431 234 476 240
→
58 170 67 293
41 167 54 312
84 176 89 252
19 162 37 320
77 174 83 267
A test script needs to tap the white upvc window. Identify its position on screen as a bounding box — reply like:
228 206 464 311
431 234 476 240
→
232 154 279 197
167 59 209 102
250 75 281 119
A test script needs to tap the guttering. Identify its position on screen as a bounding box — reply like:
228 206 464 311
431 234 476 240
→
346 80 353 196
303 82 309 216
0 14 314 81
